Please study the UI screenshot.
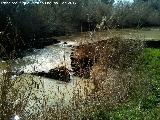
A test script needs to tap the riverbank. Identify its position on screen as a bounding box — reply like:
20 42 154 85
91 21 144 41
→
53 28 160 43
0 28 160 119
1 27 160 60
88 48 160 120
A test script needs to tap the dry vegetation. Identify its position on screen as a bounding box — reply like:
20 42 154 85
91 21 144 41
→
1 0 160 119
0 34 145 119
71 36 143 77
49 36 144 119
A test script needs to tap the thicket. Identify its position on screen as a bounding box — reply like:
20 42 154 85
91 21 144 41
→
1 0 160 36
1 0 160 58
114 0 160 28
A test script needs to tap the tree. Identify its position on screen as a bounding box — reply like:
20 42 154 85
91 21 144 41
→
113 0 160 27
0 1 47 58
102 0 114 5
38 0 115 32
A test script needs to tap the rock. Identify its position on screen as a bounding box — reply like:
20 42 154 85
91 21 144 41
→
32 66 70 82
64 42 67 44
5 70 24 76
48 66 70 82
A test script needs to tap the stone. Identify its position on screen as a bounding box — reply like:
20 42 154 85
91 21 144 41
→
32 66 70 82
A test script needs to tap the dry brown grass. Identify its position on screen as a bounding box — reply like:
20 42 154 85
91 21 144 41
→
0 31 144 119
71 36 143 78
69 36 144 117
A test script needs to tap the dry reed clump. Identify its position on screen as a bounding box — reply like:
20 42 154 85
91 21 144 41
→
53 69 132 120
90 64 107 91
88 37 143 100
91 69 132 101
70 36 143 109
71 36 143 78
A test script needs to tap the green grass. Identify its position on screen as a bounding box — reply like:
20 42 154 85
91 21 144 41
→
90 48 160 120
91 104 160 120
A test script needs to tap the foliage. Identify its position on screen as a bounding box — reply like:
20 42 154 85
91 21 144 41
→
39 0 114 33
114 0 160 27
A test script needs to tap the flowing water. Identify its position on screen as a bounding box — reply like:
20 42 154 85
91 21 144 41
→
0 41 94 115
11 41 74 73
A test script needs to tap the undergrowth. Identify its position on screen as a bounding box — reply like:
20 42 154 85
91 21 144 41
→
89 48 160 120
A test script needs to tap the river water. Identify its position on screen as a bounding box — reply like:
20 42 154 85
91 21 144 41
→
11 41 75 73
0 41 94 116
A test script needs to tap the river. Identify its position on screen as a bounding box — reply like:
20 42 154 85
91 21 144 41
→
0 40 94 116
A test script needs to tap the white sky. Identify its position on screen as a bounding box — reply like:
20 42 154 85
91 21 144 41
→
24 0 134 3
23 0 135 4
115 0 134 3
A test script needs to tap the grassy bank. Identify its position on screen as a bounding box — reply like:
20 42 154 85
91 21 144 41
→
90 48 160 120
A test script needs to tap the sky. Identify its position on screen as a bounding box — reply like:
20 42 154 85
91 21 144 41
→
5 0 134 5
24 0 134 4
24 0 134 3
114 0 134 4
